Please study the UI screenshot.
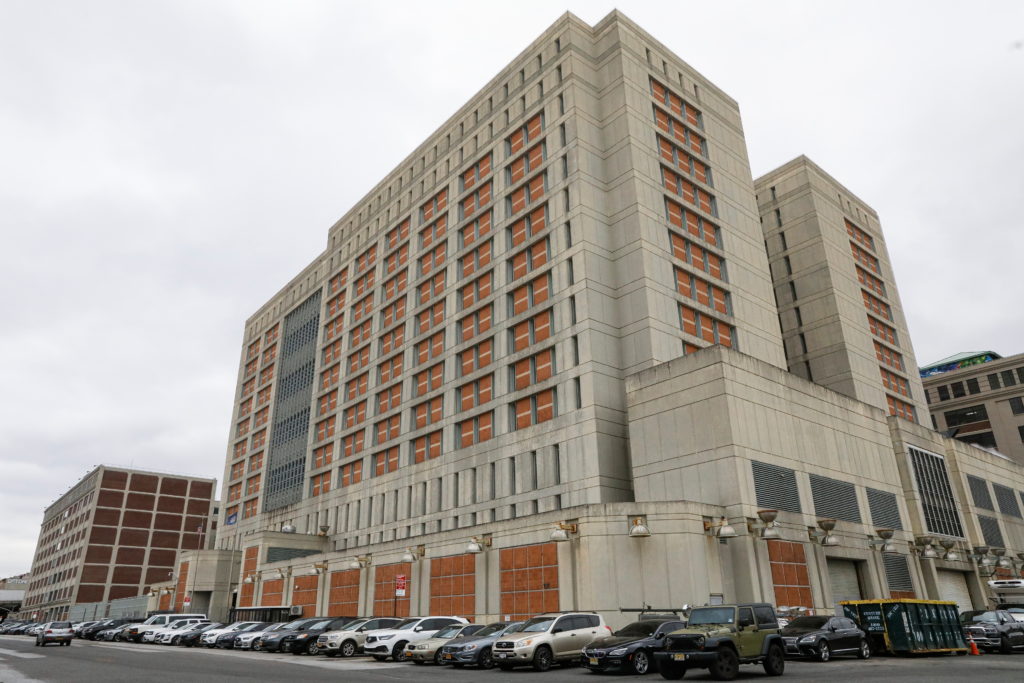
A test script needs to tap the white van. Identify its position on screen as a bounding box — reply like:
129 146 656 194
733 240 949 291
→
122 613 207 643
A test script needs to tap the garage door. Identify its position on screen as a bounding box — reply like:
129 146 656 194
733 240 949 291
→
936 570 973 611
827 559 862 612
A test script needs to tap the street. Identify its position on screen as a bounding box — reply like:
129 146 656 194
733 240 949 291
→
0 635 1022 682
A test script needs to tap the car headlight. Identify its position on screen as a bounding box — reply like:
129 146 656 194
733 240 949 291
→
516 639 533 648
462 643 477 651
695 636 705 648
609 647 628 656
800 636 817 643
378 634 394 641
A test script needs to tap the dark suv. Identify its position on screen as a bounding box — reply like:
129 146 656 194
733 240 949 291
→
582 616 686 675
655 604 784 680
960 610 1024 653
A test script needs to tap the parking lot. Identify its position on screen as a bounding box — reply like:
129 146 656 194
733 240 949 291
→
1 635 1023 683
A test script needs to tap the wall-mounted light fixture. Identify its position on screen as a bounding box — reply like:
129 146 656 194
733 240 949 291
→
550 522 578 542
400 545 425 563
347 555 371 570
704 516 737 539
748 509 780 540
466 536 492 554
628 517 652 538
317 524 331 536
306 562 329 576
808 519 840 547
869 528 897 553
914 536 938 559
938 538 960 561
991 547 1014 569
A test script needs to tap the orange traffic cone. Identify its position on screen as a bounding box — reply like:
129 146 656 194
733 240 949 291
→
968 635 981 656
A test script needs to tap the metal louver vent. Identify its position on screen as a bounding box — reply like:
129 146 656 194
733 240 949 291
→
882 554 914 592
751 460 801 513
867 488 903 530
809 474 861 523
908 446 965 538
993 484 1022 519
967 475 994 510
978 515 1004 548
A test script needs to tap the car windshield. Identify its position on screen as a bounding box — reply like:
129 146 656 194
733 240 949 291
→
614 621 659 637
393 619 421 631
307 620 333 630
785 617 830 630
433 625 462 639
472 623 507 637
961 611 1000 624
281 619 311 629
142 616 164 625
340 619 369 631
688 608 735 625
520 617 556 632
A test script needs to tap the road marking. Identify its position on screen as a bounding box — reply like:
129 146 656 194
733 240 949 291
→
84 640 406 669
0 647 45 660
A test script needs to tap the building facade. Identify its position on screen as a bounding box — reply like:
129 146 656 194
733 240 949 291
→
922 351 1024 463
212 11 1024 625
17 466 216 621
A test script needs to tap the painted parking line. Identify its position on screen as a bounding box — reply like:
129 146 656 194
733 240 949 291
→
84 641 406 670
0 648 45 660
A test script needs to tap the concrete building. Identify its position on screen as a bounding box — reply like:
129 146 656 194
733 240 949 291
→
755 156 927 422
922 351 1024 463
17 466 216 621
212 10 1024 624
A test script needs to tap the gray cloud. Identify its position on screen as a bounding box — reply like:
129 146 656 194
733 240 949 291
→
1 0 1022 576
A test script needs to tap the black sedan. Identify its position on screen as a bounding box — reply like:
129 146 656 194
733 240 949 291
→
582 617 687 675
780 615 870 661
178 623 225 647
81 619 132 640
215 622 273 649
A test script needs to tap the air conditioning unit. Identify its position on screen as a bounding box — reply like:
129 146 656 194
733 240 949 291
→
288 605 303 616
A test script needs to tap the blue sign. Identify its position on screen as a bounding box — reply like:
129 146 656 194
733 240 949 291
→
226 512 238 526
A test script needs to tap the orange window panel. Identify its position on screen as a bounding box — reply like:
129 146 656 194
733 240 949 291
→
343 401 367 429
378 353 404 383
264 324 279 344
376 384 402 414
508 205 547 248
341 460 363 487
413 430 442 463
879 367 911 397
347 345 370 373
379 324 404 355
861 290 892 321
416 301 445 335
374 447 400 476
350 319 373 346
460 211 493 248
386 219 410 251
421 188 448 223
228 483 242 502
513 388 556 430
856 267 886 297
250 429 266 450
243 499 258 518
458 374 493 411
233 440 248 458
412 396 443 429
845 219 875 251
354 270 375 297
850 242 880 273
381 296 407 327
462 153 492 191
382 269 408 300
318 390 338 416
322 363 342 391
509 273 551 315
239 397 253 417
313 443 334 468
511 348 554 390
678 304 734 348
675 267 730 314
311 471 332 497
384 244 409 275
460 240 492 278
241 378 255 398
247 452 263 472
666 198 720 248
375 415 401 444
323 340 342 365
508 237 549 282
507 142 546 185
329 269 348 295
236 418 250 437
244 359 257 377
246 339 261 361
868 315 898 345
458 411 494 448
459 304 493 342
419 242 447 277
356 244 377 273
874 341 905 371
324 315 344 342
461 181 493 220
256 386 272 406
414 362 444 397
417 272 446 305
352 293 374 323
327 292 347 318
342 430 365 458
459 338 493 376
651 78 703 128
315 416 337 441
886 395 916 421
420 214 447 250
230 461 245 481
460 271 493 310
510 309 553 352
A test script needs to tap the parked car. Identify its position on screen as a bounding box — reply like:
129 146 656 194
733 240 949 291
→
72 621 100 637
98 624 132 641
654 603 785 681
0 621 27 634
405 623 486 664
159 622 221 645
960 610 1024 653
81 619 133 640
255 617 326 653
215 622 272 648
141 618 208 643
286 617 359 655
780 615 870 661
492 612 611 671
26 624 46 637
317 618 403 657
582 616 687 674
35 621 74 647
439 621 524 669
178 622 225 647
122 613 207 643
236 622 289 650
199 621 262 647
364 617 470 662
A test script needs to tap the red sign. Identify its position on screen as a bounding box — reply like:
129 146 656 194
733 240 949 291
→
395 574 407 596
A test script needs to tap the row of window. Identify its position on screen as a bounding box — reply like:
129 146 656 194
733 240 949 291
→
930 366 1024 402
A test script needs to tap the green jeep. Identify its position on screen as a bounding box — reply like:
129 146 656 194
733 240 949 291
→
654 603 785 680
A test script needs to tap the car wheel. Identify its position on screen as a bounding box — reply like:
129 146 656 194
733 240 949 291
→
659 661 686 680
532 645 553 672
1000 636 1013 655
857 639 871 660
434 650 445 665
762 643 785 676
341 640 357 657
816 641 831 662
478 647 494 670
709 647 739 681
372 655 389 662
392 642 408 662
304 640 319 656
631 650 651 675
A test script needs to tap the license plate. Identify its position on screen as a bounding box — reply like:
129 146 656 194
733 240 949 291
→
405 652 412 658
672 653 688 661
495 652 508 658
444 653 453 660
588 657 599 665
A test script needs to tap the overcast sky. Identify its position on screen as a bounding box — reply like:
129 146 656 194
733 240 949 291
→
1 0 1022 577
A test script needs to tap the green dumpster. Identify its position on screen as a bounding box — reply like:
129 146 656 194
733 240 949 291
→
841 599 967 655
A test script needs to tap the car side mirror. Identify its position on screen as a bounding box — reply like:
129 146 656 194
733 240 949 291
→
830 625 838 632
655 632 664 639
414 626 423 632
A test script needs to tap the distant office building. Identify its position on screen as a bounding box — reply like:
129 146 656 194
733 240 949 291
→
755 156 926 422
18 466 216 621
922 351 1024 463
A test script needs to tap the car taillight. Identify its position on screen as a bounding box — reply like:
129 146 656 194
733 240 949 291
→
46 630 53 634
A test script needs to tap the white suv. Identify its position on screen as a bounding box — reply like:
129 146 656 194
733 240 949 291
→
141 618 207 643
317 618 403 657
492 612 610 671
363 617 469 661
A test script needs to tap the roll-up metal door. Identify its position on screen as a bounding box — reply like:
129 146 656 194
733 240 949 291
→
827 558 862 612
936 570 973 611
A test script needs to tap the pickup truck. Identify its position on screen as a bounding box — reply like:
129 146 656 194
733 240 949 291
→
960 610 1024 653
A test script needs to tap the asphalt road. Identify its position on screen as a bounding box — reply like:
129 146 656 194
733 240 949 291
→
0 635 1022 682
